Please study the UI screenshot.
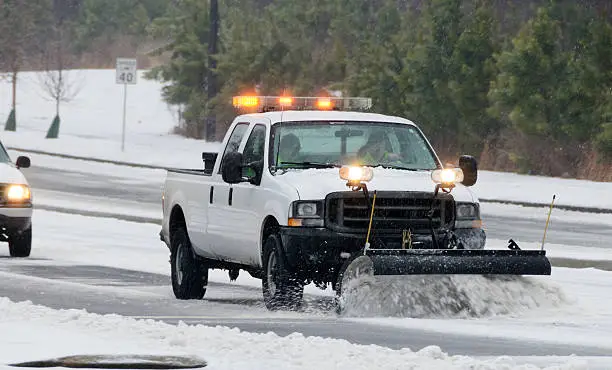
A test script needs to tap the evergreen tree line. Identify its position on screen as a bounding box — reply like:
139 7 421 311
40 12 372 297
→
148 0 612 177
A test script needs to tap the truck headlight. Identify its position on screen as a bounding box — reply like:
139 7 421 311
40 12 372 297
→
7 184 31 202
456 203 479 219
455 202 482 229
296 202 318 217
339 166 374 182
288 200 324 227
431 168 464 187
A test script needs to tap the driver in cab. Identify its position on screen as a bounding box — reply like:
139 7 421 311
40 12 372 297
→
277 133 301 165
357 130 400 166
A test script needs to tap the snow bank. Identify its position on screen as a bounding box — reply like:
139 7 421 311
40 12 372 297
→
0 69 220 169
473 171 612 211
0 297 591 370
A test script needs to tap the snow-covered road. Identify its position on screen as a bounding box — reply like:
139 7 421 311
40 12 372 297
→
1 209 611 354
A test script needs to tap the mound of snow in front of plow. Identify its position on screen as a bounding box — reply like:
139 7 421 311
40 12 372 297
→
338 274 568 318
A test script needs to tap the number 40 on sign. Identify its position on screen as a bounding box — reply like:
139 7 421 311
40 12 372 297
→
116 58 137 85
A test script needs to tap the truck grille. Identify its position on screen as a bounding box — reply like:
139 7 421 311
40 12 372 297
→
326 191 454 234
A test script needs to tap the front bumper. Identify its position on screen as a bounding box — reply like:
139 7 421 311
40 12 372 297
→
278 226 464 280
279 225 486 278
0 214 31 241
0 206 33 219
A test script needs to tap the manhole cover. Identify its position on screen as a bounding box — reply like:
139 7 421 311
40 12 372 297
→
10 355 207 369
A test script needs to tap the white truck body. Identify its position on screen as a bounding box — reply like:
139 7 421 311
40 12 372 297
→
161 110 481 267
160 106 553 310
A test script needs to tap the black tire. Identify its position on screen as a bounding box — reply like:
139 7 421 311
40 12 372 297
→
9 226 32 257
262 233 304 310
454 228 486 250
170 227 208 300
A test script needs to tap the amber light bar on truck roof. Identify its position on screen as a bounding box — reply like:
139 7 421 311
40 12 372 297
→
232 96 372 112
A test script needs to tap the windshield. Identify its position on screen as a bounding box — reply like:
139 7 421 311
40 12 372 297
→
269 121 440 171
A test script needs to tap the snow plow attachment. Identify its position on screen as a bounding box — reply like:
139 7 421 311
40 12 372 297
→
337 249 551 297
365 249 552 276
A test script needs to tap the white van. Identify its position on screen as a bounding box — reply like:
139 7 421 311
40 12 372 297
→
0 141 32 257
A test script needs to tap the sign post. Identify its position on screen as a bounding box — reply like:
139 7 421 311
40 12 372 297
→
115 58 137 151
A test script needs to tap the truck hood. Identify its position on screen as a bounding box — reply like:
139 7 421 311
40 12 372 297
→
0 162 28 185
274 168 476 203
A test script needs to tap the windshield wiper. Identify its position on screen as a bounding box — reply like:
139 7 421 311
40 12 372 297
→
279 161 340 169
378 165 422 171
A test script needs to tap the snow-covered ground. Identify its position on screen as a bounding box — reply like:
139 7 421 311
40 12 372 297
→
0 209 611 368
0 69 220 169
1 69 610 210
2 298 603 370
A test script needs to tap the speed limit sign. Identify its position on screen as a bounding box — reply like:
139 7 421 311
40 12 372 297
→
116 58 137 85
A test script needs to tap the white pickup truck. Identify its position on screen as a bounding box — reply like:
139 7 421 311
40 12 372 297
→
159 96 544 310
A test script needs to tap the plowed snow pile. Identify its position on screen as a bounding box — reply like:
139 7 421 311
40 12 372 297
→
339 275 567 318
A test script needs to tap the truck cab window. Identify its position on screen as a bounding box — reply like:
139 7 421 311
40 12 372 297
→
242 125 266 182
219 123 249 173
243 125 266 164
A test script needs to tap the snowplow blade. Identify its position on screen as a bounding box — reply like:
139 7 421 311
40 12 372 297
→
365 249 552 276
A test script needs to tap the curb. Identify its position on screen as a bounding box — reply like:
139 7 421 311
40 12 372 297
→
9 146 612 215
7 146 169 170
34 204 161 224
479 198 612 215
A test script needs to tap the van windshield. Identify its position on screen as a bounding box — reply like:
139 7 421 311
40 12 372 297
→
0 142 10 163
269 121 440 171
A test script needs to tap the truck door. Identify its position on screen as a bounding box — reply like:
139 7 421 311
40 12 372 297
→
207 122 250 259
211 123 268 264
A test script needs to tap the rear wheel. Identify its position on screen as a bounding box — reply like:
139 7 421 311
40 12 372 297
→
262 233 303 310
170 227 208 300
9 226 32 257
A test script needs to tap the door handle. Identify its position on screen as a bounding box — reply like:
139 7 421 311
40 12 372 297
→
209 186 214 204
228 187 233 206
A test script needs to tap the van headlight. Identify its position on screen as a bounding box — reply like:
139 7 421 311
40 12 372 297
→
288 200 324 227
6 184 31 202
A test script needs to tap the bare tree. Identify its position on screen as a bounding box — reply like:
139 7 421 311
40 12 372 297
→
0 0 51 131
38 9 83 138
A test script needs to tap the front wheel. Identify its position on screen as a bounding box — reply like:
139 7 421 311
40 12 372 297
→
170 227 208 300
262 233 303 310
9 225 32 257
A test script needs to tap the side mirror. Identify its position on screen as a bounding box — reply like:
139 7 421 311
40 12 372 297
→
221 152 244 184
459 155 477 186
16 156 30 169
